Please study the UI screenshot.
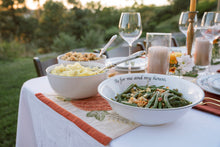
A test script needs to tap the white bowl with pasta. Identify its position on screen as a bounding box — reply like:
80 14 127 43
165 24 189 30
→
57 52 106 64
98 73 204 126
46 62 107 99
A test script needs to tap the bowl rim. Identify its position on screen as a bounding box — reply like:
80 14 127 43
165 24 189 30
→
57 52 106 62
46 63 107 78
98 73 205 111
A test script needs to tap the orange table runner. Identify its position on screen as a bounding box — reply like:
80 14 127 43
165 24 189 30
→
35 93 140 146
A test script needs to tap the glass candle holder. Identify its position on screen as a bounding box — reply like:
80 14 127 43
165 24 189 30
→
194 37 212 69
146 33 171 74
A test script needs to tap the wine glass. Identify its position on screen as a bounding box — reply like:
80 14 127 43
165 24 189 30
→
118 12 142 73
200 12 216 43
197 12 217 75
179 11 198 39
214 12 220 38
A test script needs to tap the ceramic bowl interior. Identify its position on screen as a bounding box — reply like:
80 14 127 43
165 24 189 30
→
98 73 204 125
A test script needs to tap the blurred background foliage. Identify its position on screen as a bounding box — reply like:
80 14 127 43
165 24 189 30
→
0 0 218 60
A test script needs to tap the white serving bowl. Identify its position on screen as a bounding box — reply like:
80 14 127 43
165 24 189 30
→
57 52 106 64
46 62 107 99
98 73 204 126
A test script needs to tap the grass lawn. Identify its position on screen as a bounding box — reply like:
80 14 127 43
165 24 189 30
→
0 58 37 147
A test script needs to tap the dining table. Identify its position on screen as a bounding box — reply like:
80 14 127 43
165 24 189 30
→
16 61 220 147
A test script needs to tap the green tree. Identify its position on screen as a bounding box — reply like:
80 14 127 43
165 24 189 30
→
0 0 26 40
67 0 82 8
18 16 38 43
168 0 190 12
135 5 157 34
96 7 120 31
81 29 104 49
35 0 66 52
61 7 90 39
33 0 41 19
51 32 78 53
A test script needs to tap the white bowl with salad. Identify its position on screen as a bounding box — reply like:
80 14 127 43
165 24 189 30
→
98 73 204 126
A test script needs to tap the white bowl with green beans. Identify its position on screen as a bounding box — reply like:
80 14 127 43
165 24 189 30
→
98 73 204 126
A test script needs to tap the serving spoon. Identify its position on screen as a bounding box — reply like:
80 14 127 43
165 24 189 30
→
98 35 117 57
97 51 145 73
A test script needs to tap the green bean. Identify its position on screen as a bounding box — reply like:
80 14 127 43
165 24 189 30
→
163 93 172 108
158 85 165 88
145 92 157 108
116 94 122 102
163 89 182 97
170 89 182 96
170 96 187 102
139 92 146 97
123 84 135 94
114 84 191 109
121 94 127 97
161 90 169 96
122 93 131 99
133 92 140 98
136 85 147 90
170 101 185 107
149 85 157 88
146 93 154 99
169 96 181 101
158 101 162 109
121 101 137 107
151 88 157 91
169 98 191 107
152 92 160 108
143 92 152 99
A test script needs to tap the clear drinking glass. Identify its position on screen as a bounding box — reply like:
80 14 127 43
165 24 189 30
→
179 11 198 39
118 12 142 73
212 12 220 64
146 33 171 74
215 12 220 25
200 12 217 43
214 12 220 38
196 12 217 75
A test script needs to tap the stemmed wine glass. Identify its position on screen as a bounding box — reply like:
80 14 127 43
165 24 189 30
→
179 11 198 44
198 12 217 74
214 12 220 38
200 12 217 43
118 12 142 73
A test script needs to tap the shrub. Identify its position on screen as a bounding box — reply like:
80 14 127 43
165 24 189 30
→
0 40 26 60
155 15 179 33
104 26 118 41
51 32 79 53
80 29 104 49
197 0 217 18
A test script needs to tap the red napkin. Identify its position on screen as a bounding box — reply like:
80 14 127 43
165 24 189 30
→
193 92 220 116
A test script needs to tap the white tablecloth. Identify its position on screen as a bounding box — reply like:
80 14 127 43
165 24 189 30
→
16 76 220 147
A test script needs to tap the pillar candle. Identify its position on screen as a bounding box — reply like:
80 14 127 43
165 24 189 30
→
147 46 169 74
194 37 211 66
190 0 196 11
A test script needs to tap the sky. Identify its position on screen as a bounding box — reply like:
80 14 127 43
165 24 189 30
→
26 0 169 10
